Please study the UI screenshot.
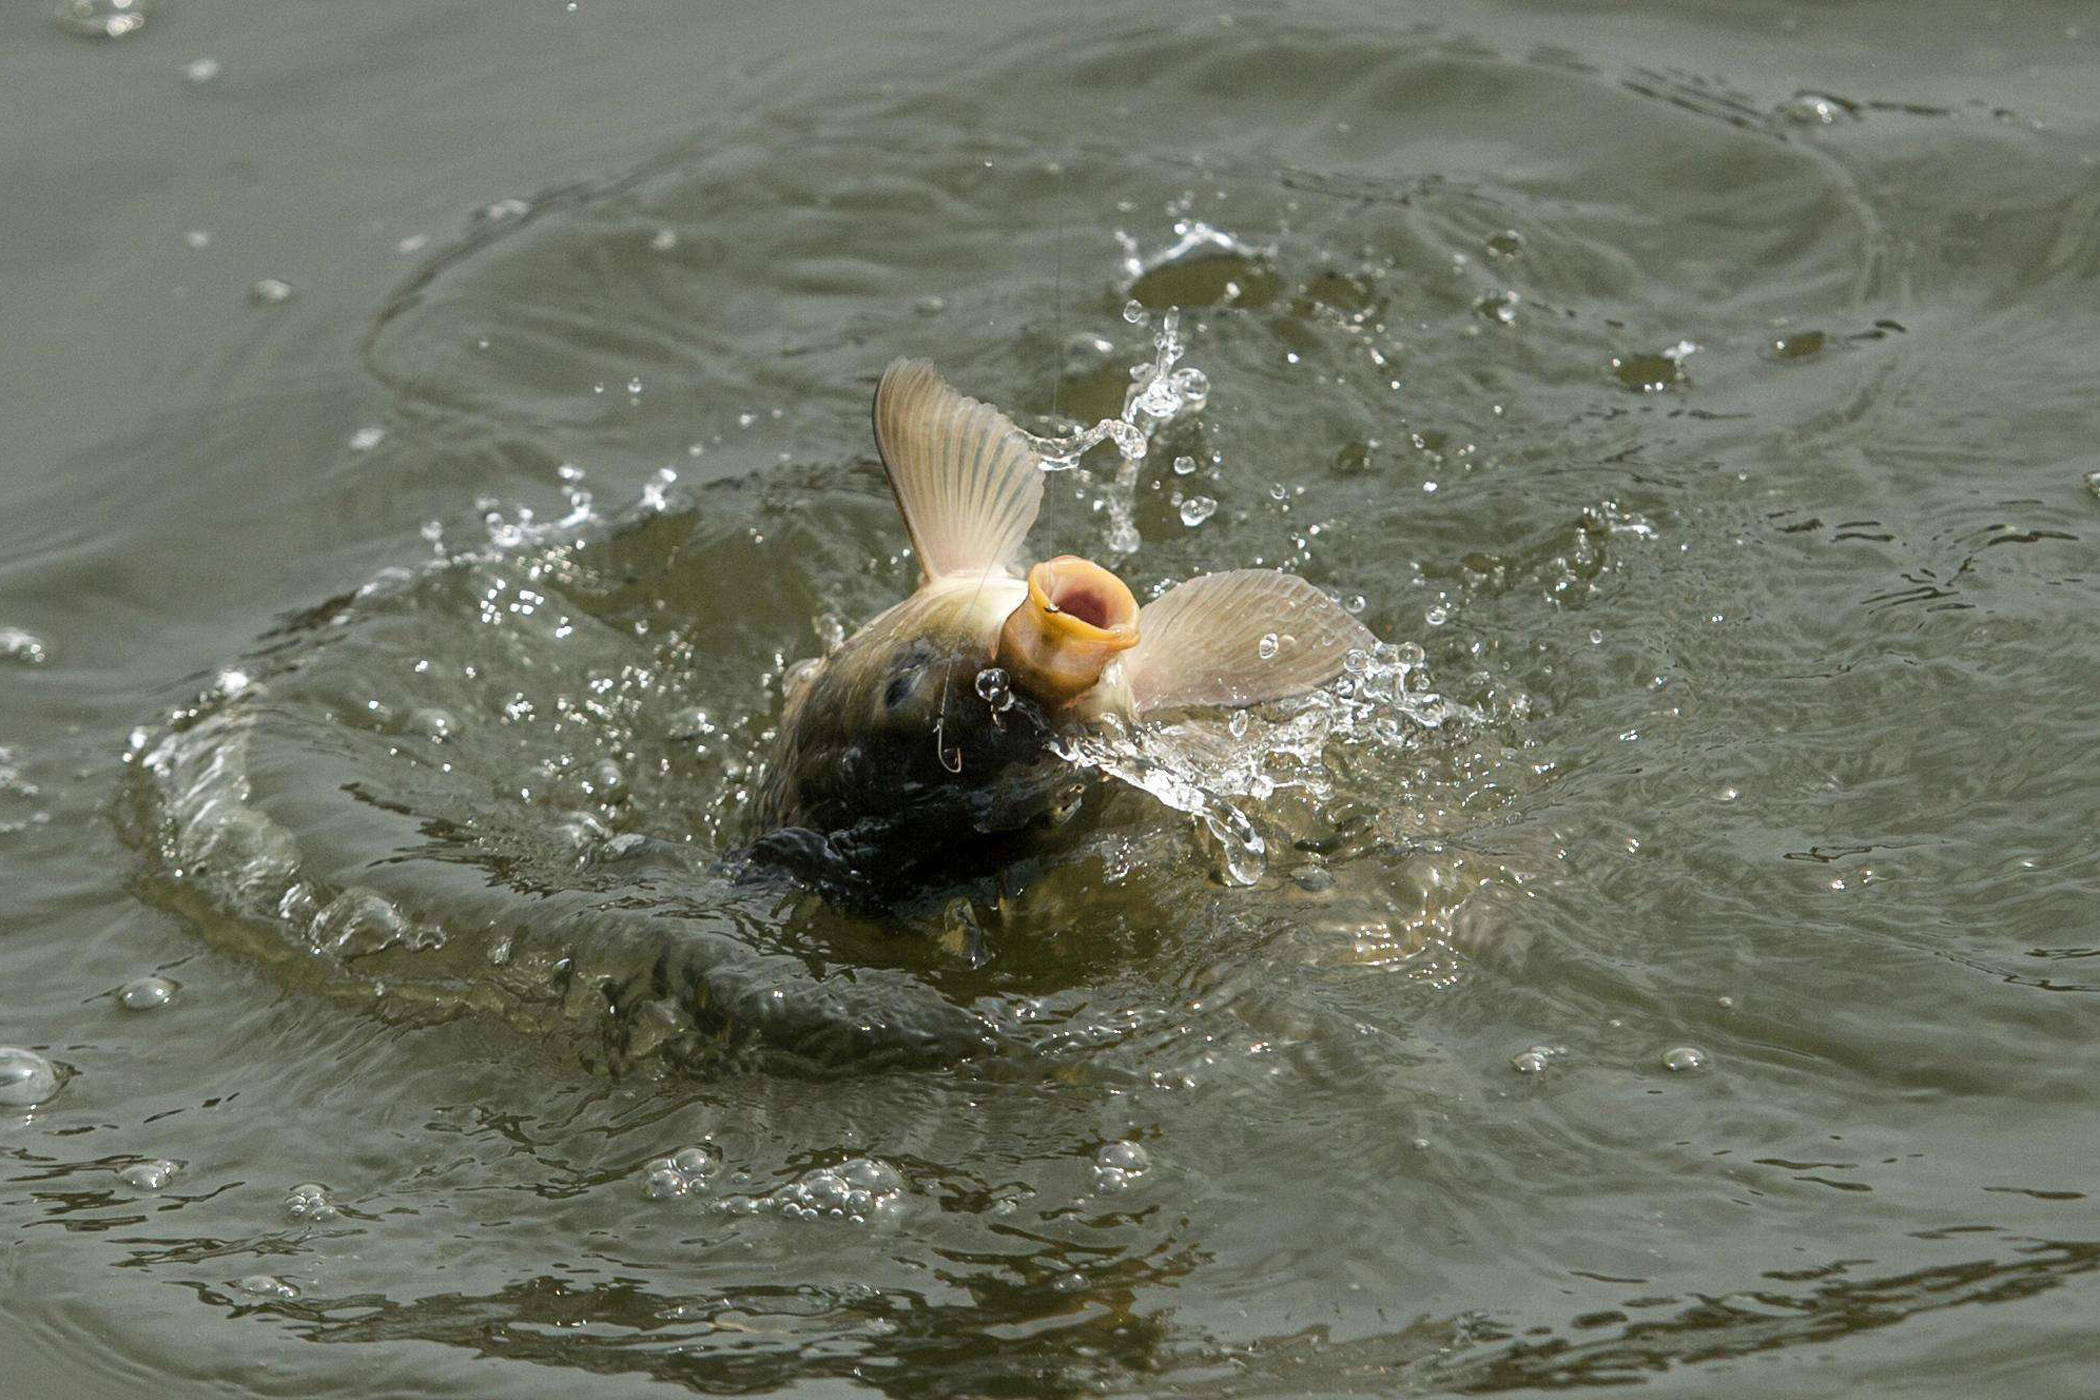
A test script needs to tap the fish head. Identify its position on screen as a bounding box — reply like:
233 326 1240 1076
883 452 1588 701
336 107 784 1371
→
996 555 1141 706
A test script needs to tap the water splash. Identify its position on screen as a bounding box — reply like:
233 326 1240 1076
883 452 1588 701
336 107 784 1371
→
1055 641 1475 885
1024 304 1209 556
1112 219 1271 285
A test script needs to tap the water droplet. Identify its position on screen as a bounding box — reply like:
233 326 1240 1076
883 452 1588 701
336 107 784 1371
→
284 1182 339 1221
813 613 846 652
1269 482 1289 501
914 294 946 316
1484 228 1525 259
1172 454 1197 476
118 976 176 1011
233 1274 298 1300
401 707 457 742
625 376 643 395
2084 469 2100 500
1256 633 1280 660
1424 605 1449 626
1763 330 1827 362
184 229 212 250
1107 521 1141 555
0 628 49 666
118 1159 181 1190
1609 351 1688 393
349 427 386 451
1227 709 1249 738
1475 291 1519 325
1778 93 1844 125
974 667 1014 712
649 228 678 252
183 56 220 82
1179 495 1217 527
939 897 988 967
54 0 148 39
0 1047 59 1106
1121 299 1147 324
587 757 626 800
476 197 531 224
249 277 294 306
1662 1045 1708 1072
1510 1048 1551 1074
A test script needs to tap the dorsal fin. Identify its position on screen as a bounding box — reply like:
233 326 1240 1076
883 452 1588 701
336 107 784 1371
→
873 359 1045 583
1122 570 1377 713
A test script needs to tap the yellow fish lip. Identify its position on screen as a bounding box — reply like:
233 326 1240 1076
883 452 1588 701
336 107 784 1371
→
997 556 1140 704
1026 556 1140 645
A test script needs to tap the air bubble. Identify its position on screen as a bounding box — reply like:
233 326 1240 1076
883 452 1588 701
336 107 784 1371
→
118 976 177 1011
1661 1045 1708 1072
1510 1045 1559 1074
733 1157 905 1223
0 629 49 666
641 1144 720 1200
0 1047 58 1106
284 1182 339 1221
1777 94 1843 125
249 278 295 306
309 887 410 957
1257 633 1279 661
54 0 147 39
233 1274 298 1300
118 1159 181 1190
1094 1140 1150 1174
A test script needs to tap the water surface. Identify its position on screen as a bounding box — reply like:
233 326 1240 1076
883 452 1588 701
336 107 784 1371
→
6 1 2100 1395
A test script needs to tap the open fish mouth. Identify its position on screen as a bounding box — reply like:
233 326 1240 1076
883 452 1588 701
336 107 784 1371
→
997 556 1140 704
1031 556 1139 634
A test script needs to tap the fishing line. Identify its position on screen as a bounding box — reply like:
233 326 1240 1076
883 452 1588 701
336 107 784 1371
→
931 150 1072 778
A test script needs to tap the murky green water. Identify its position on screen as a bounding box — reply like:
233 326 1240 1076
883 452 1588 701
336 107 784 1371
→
7 1 2100 1394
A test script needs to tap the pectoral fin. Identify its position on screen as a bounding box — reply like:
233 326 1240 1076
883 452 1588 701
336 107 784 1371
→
873 359 1045 583
1122 570 1376 713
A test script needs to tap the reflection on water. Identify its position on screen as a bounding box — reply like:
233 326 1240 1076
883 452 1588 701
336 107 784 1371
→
6 2 2100 1395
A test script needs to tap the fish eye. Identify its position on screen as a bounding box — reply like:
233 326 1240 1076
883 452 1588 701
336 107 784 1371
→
884 672 917 711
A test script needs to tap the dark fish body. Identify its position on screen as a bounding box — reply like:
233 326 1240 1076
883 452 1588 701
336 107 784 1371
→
749 580 1085 896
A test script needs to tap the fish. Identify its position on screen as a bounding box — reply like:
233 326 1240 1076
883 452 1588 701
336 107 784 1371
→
744 359 1377 899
